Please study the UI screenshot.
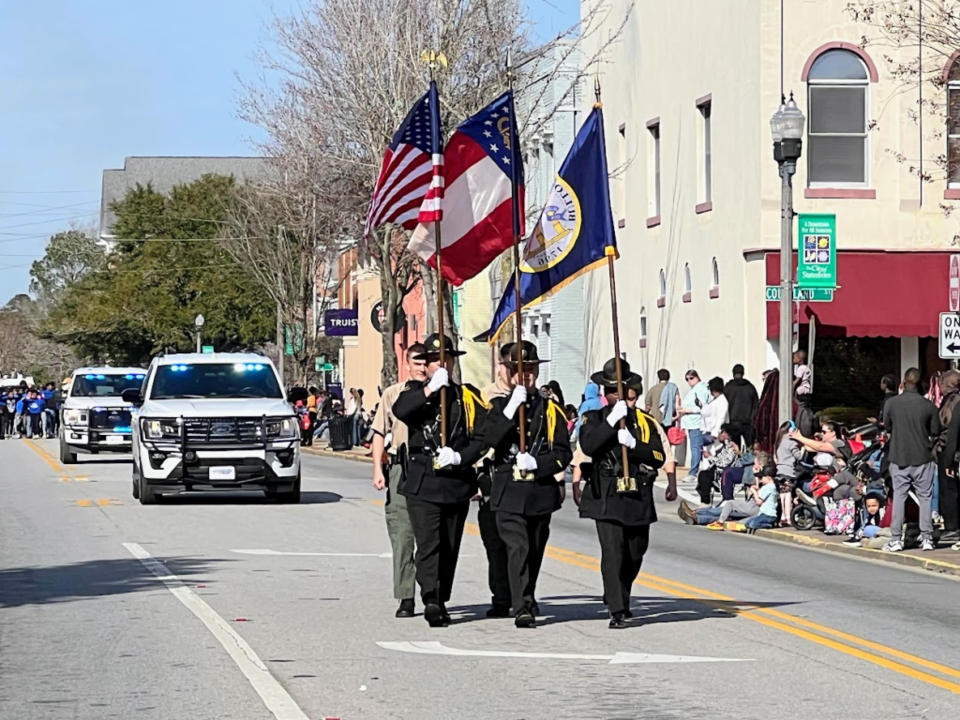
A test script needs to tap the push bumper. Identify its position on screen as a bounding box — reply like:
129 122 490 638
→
138 442 300 492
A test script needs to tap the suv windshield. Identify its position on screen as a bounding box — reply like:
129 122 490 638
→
71 373 145 398
150 362 283 400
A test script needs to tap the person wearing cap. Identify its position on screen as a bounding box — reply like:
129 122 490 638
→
370 343 427 619
577 358 676 629
482 341 572 628
393 333 490 627
476 344 517 618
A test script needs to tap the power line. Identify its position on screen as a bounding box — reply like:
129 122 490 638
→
0 200 100 220
0 189 98 194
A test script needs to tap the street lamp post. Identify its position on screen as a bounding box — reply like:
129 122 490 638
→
770 93 806 427
195 314 205 354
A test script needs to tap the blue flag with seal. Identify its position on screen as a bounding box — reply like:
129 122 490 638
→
478 106 617 344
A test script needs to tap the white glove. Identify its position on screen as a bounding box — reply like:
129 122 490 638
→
436 446 461 468
618 428 637 449
427 368 449 393
384 432 393 449
606 400 628 427
515 452 538 473
503 385 527 420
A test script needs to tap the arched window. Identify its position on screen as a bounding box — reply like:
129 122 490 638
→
806 49 869 185
682 264 692 303
948 56 960 188
639 307 648 348
710 257 720 298
657 269 666 308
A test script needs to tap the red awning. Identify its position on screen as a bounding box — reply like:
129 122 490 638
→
765 250 953 338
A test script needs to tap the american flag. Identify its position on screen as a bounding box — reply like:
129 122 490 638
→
364 82 443 238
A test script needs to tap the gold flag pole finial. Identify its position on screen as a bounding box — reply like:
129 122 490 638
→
593 74 602 109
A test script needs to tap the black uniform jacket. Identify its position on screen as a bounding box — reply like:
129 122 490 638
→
577 405 663 526
484 393 573 516
393 379 489 504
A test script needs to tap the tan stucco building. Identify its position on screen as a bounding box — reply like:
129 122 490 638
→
581 0 960 398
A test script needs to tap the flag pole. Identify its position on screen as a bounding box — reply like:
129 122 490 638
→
595 77 633 491
425 53 448 446
507 50 527 456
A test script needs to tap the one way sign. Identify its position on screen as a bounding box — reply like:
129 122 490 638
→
940 313 960 359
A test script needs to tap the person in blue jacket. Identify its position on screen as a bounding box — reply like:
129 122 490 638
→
23 390 45 439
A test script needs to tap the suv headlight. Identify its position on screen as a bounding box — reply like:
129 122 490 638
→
141 418 181 441
266 417 299 439
64 409 87 425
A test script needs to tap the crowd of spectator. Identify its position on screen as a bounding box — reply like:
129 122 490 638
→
0 377 61 441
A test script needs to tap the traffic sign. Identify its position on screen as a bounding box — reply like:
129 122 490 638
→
950 255 960 312
765 286 834 302
201 345 214 354
322 363 334 372
939 312 960 359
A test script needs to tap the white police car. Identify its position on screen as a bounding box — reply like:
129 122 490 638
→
59 367 147 464
123 353 301 505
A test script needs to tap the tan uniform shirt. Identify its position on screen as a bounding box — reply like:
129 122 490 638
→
370 382 408 456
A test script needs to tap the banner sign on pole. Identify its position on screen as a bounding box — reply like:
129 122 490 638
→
797 213 837 289
323 309 359 336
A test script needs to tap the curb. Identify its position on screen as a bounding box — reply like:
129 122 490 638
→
302 446 374 464
753 528 960 578
303 447 960 578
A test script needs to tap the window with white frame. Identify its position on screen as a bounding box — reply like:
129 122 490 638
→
807 49 869 185
648 122 661 218
683 263 692 302
658 269 666 306
710 257 719 298
699 100 712 203
949 58 960 187
639 307 648 346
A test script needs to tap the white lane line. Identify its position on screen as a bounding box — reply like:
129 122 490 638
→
377 641 750 665
123 543 309 720
232 548 393 558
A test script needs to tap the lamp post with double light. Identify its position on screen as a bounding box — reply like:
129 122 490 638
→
770 93 806 426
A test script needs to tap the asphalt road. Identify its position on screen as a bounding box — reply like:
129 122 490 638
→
3 438 960 720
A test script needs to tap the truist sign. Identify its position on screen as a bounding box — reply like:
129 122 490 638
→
324 308 359 336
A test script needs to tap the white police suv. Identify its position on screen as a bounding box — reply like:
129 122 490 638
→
124 353 301 505
60 367 147 464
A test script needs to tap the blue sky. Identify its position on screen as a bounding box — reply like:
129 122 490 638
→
0 0 578 303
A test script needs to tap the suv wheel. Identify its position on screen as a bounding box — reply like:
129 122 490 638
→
136 466 157 505
59 436 77 465
132 463 141 499
269 473 301 504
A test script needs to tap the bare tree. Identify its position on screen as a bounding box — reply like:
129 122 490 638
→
238 0 632 387
847 0 960 225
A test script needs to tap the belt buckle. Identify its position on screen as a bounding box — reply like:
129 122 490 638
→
513 467 534 482
616 475 637 493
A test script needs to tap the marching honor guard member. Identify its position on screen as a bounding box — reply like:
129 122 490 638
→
483 341 572 628
393 333 490 628
477 345 516 618
577 358 677 629
370 343 427 619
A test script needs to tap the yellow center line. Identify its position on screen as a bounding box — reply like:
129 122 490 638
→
464 523 960 694
77 499 92 507
96 498 111 506
22 438 65 475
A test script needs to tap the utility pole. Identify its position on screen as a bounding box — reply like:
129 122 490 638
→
277 225 285 385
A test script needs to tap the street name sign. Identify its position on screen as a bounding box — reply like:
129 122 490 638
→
939 312 960 359
765 286 834 302
201 345 214 354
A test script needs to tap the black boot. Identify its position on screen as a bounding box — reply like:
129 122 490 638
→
608 611 627 629
439 604 451 626
514 607 536 629
395 599 415 618
424 603 446 628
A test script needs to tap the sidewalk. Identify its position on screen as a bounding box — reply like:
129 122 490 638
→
303 444 960 578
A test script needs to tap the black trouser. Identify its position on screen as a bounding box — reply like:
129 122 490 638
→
731 420 754 448
477 499 511 608
305 412 317 445
0 412 5 439
405 496 470 606
697 468 715 504
495 511 551 614
939 465 960 534
595 521 650 615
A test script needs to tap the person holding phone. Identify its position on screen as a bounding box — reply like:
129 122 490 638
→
677 370 710 481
